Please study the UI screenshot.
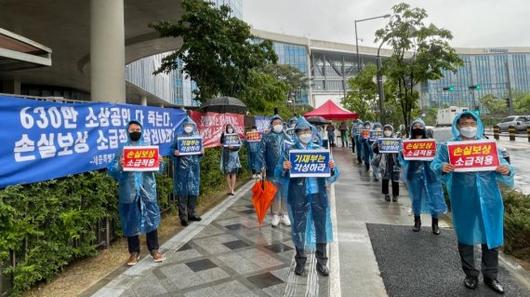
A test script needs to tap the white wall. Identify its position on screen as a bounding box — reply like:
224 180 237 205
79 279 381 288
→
312 94 345 109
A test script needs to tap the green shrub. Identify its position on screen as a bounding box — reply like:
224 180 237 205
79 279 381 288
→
502 189 530 261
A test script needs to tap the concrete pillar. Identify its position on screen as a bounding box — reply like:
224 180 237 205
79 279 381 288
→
90 0 125 103
141 95 147 106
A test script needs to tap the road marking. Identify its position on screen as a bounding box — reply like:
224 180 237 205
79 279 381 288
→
329 183 342 297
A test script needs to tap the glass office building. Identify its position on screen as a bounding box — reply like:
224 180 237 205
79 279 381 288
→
271 41 310 104
420 49 530 109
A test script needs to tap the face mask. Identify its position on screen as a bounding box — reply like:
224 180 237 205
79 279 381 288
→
298 133 312 144
460 126 477 138
227 128 234 133
184 126 193 134
129 131 141 142
384 130 392 137
273 124 283 133
411 128 424 138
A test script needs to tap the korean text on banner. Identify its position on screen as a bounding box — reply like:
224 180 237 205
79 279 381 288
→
190 111 245 148
369 130 383 142
447 140 499 172
177 136 203 156
289 149 330 178
223 133 241 147
0 94 186 188
123 146 160 171
378 138 401 153
245 131 261 142
402 139 437 161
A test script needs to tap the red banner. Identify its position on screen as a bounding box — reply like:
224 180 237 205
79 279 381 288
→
402 139 437 161
122 146 160 171
447 140 499 172
190 111 245 148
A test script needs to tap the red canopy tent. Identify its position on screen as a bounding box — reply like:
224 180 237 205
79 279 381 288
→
304 99 358 121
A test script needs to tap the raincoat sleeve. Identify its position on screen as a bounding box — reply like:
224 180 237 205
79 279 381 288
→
372 141 380 154
431 143 451 184
496 148 515 187
327 157 340 185
398 150 409 182
108 152 123 181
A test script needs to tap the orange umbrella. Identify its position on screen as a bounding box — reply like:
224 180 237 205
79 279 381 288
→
252 179 278 225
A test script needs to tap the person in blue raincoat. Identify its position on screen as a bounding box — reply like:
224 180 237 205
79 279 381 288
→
108 120 165 266
276 117 339 277
370 122 383 180
372 124 400 202
220 123 241 195
361 121 373 171
431 112 513 294
245 125 262 179
171 116 203 227
259 114 292 227
355 121 364 164
399 118 447 234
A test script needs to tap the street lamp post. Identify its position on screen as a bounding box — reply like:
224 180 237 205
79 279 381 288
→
376 41 386 123
355 14 391 73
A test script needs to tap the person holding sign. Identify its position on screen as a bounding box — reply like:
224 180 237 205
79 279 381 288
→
361 121 373 171
260 113 292 227
245 126 262 179
354 121 364 164
372 124 400 202
108 120 165 266
171 116 203 227
276 117 339 277
399 118 447 234
370 122 384 180
431 112 513 294
220 124 241 196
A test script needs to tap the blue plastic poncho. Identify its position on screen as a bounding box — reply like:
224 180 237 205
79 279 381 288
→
259 114 292 182
245 130 262 173
355 121 364 162
220 124 241 174
431 112 514 248
373 124 400 181
399 118 447 217
275 117 339 251
171 116 202 197
108 121 165 237
361 121 373 169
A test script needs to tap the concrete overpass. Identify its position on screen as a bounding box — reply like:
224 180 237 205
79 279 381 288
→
0 0 185 105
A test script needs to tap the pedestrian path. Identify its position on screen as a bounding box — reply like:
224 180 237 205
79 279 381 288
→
90 180 331 297
88 148 530 297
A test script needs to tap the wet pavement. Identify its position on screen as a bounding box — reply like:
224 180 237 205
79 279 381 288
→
87 148 530 297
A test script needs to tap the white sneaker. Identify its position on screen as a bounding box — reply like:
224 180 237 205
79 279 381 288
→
271 215 280 227
281 214 291 226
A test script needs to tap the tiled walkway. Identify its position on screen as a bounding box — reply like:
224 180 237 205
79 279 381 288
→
92 181 330 297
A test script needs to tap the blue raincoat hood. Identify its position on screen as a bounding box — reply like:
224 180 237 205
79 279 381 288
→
293 117 320 147
176 116 199 137
409 118 426 137
270 114 283 124
451 111 484 140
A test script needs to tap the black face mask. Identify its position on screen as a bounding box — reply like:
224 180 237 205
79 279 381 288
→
411 128 425 138
129 131 142 142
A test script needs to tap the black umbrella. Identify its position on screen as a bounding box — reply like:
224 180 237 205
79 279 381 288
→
200 96 247 114
306 116 330 126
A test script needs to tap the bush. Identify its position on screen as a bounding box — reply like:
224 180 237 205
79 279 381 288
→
502 189 530 261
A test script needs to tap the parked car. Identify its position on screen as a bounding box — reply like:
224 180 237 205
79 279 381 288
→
496 115 530 132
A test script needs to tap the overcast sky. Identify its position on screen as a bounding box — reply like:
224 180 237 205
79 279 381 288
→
243 0 530 49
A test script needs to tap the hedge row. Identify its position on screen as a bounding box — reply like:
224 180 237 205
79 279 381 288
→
0 146 250 296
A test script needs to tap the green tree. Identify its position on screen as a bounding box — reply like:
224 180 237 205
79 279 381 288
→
375 2 463 130
342 64 378 122
513 91 530 114
480 94 506 115
262 64 310 101
238 69 289 115
150 0 277 102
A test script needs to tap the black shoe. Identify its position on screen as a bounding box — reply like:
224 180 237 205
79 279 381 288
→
484 278 505 294
180 219 189 227
464 276 479 290
432 218 440 235
384 194 391 201
294 249 306 276
412 216 421 232
316 262 329 276
189 215 202 222
392 195 398 202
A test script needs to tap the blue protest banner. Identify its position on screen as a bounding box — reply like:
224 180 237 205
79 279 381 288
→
177 136 203 155
377 138 401 153
289 149 330 178
222 133 241 147
0 95 186 188
255 116 270 132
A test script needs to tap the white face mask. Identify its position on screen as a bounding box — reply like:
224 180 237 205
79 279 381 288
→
227 128 234 133
273 124 283 133
384 130 392 137
460 126 477 138
184 126 193 134
298 133 312 144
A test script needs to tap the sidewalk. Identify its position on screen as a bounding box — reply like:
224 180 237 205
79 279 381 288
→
86 148 530 297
